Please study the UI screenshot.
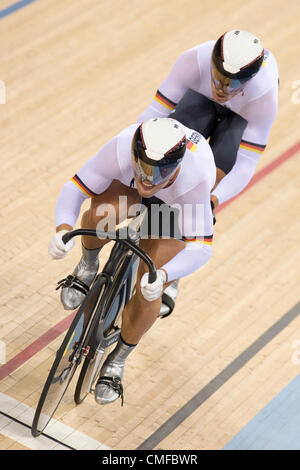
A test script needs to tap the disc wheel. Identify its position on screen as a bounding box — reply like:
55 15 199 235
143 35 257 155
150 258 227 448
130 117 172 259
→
31 275 107 437
31 307 86 436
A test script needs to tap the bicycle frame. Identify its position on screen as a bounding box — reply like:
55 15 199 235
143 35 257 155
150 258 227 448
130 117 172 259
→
87 241 139 351
31 222 157 436
72 226 157 402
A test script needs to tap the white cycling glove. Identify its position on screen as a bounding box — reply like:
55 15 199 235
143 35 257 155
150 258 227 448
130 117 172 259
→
48 230 75 260
140 270 167 302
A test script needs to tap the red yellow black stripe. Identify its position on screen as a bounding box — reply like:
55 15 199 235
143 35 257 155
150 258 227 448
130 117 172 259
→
71 174 98 197
187 140 197 152
182 235 213 245
240 139 266 154
154 90 177 110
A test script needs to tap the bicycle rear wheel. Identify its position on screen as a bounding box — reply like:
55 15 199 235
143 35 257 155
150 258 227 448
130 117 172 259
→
31 275 107 437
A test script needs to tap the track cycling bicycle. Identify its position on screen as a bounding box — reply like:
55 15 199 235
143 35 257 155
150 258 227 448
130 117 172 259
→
31 218 157 437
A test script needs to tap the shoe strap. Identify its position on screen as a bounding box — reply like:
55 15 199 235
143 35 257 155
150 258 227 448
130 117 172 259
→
56 275 90 296
97 376 124 406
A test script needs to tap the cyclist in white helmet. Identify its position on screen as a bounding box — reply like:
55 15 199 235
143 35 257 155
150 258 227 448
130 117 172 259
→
138 30 279 316
49 117 216 405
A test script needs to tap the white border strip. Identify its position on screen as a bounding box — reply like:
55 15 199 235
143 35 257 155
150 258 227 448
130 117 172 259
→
0 393 111 450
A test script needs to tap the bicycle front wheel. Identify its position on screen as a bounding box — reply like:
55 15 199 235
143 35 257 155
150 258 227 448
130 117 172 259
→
31 275 107 437
31 307 85 437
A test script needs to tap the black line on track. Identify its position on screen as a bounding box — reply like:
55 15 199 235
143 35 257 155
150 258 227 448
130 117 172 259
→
137 301 300 450
0 411 75 450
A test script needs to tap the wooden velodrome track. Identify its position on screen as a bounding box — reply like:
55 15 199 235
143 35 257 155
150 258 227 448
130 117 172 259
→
0 0 299 451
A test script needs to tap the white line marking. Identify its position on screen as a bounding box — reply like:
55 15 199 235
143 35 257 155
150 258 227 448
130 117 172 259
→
0 393 111 450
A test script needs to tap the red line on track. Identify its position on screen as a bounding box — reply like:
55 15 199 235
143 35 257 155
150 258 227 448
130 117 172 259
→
0 140 300 381
0 312 76 381
215 140 300 213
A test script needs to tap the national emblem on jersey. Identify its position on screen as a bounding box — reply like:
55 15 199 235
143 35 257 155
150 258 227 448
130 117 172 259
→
262 50 270 68
187 131 202 152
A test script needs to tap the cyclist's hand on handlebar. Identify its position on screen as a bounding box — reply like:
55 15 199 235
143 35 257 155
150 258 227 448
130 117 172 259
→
48 230 75 260
140 270 167 301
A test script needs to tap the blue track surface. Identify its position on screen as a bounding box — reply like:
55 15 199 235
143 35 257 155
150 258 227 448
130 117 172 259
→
0 0 38 19
224 374 300 450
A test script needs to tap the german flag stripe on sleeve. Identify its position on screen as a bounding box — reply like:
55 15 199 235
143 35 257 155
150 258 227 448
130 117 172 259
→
240 139 266 154
71 174 98 197
182 235 213 245
154 90 177 111
187 140 197 152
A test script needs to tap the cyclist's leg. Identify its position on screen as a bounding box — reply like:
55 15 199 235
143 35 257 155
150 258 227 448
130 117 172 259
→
60 180 140 310
95 237 185 405
81 179 140 249
121 237 185 343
